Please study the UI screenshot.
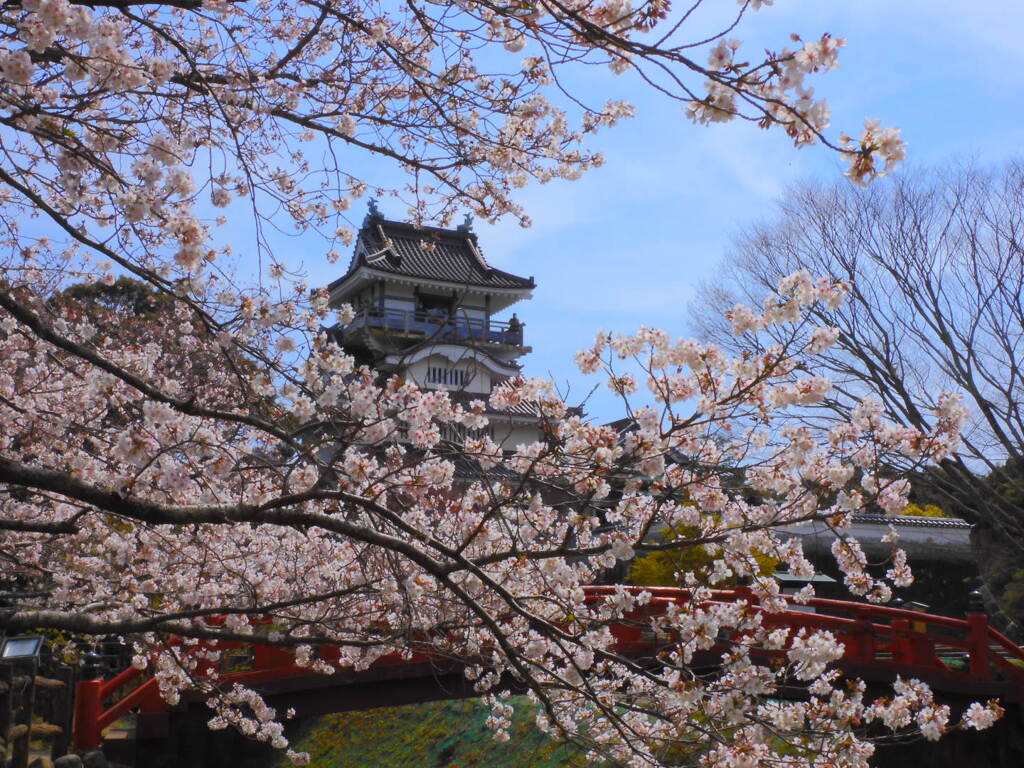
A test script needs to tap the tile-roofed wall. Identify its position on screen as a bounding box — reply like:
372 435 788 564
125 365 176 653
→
850 513 973 529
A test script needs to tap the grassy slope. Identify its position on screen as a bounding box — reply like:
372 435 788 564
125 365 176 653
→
277 697 590 768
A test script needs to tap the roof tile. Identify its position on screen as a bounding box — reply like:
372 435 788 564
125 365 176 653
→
336 218 534 290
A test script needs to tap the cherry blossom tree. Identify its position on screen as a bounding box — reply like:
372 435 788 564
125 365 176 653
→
0 0 999 764
690 163 1024 534
689 162 1024 633
1 268 993 764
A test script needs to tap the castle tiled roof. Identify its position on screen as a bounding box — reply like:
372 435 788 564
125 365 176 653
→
331 216 534 292
446 389 544 420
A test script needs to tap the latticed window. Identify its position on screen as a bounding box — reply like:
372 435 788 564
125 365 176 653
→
438 424 493 444
427 366 467 387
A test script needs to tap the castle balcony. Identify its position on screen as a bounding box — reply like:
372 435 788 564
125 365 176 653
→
345 306 525 347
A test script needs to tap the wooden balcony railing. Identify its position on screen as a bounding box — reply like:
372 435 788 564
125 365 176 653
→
346 306 524 346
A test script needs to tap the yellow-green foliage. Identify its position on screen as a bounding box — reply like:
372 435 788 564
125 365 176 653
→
900 503 949 518
629 523 777 587
275 698 590 768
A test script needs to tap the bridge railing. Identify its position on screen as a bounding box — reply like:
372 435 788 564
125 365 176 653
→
73 586 1024 750
71 634 434 750
585 585 1024 690
73 666 162 750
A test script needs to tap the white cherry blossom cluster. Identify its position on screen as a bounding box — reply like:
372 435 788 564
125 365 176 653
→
843 118 908 186
682 29 904 185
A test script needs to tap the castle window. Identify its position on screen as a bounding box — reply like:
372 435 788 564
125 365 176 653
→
427 366 468 387
439 424 494 444
417 294 452 316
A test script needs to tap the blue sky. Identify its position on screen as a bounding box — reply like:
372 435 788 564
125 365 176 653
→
302 1 1024 422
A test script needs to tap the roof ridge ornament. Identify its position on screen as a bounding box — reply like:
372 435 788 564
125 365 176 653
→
364 197 382 225
456 212 473 233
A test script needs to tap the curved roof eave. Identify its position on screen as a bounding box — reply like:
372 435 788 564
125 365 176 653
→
329 266 534 306
383 343 522 376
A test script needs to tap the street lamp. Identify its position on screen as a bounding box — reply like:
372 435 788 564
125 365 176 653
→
0 636 44 660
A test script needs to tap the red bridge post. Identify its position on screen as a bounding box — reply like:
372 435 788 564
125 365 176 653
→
890 619 913 666
732 585 753 603
966 613 991 680
73 678 103 750
851 618 876 664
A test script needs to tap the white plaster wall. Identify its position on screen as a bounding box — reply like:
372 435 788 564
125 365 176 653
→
493 422 542 449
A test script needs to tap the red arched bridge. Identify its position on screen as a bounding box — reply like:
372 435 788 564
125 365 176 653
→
72 586 1024 752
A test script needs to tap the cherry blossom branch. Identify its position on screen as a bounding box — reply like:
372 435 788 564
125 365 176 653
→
0 285 302 450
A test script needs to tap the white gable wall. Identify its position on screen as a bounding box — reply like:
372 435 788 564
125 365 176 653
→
404 354 492 395
492 421 543 449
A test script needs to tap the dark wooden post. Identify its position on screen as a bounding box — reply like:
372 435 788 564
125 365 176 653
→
50 665 73 760
11 659 37 768
0 664 12 766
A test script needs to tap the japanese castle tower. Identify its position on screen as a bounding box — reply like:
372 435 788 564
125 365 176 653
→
326 205 541 447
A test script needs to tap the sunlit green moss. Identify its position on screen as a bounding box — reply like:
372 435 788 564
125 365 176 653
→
277 697 590 768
